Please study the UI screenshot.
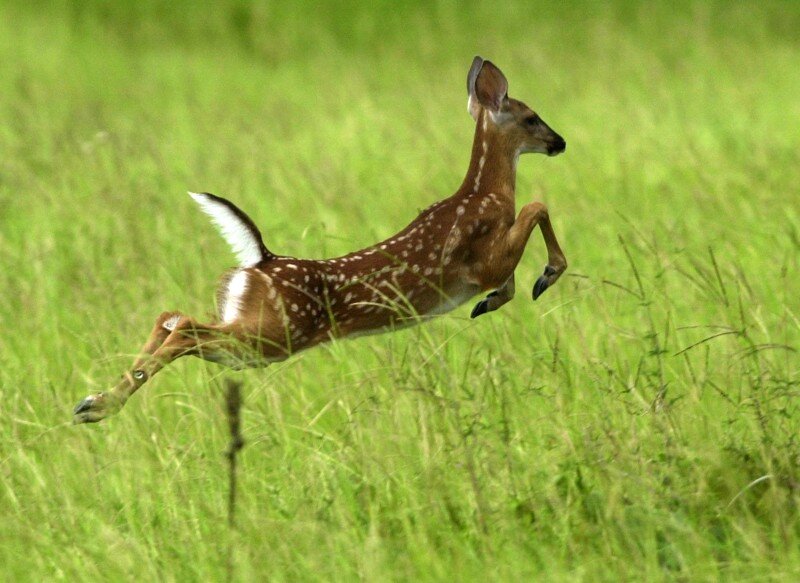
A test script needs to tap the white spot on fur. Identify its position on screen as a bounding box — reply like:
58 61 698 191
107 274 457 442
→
473 141 488 193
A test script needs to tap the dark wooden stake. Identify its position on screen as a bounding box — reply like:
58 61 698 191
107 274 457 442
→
224 380 244 582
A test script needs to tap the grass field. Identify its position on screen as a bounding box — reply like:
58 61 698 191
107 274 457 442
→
1 1 799 580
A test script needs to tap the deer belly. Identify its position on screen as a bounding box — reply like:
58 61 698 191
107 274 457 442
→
422 283 480 316
334 282 479 339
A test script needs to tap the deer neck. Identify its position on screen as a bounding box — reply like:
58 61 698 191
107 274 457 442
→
459 111 518 201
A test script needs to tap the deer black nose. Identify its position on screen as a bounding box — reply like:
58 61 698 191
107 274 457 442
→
548 139 566 156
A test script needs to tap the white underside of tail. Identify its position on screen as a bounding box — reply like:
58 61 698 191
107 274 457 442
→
189 192 263 267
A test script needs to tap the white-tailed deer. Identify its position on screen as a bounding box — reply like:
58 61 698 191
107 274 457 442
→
73 57 567 423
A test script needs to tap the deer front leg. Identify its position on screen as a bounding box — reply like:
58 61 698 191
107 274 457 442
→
530 207 567 300
470 202 566 319
505 201 567 301
470 274 515 318
73 313 238 423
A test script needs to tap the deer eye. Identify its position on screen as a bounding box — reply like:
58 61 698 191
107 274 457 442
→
525 115 539 126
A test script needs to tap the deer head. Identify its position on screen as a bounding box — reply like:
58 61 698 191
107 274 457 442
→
467 56 566 157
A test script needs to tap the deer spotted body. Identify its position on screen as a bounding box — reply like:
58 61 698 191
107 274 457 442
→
74 57 567 423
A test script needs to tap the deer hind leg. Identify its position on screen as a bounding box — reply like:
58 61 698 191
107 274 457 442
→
72 313 271 424
470 274 515 319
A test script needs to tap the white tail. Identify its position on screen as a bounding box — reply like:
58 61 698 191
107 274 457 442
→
74 57 568 423
189 191 272 267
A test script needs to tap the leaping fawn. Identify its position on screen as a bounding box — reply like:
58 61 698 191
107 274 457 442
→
74 57 567 423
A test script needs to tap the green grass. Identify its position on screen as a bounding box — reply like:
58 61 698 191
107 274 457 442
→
1 0 799 580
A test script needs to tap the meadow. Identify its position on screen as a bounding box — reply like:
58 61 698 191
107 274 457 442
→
1 1 799 580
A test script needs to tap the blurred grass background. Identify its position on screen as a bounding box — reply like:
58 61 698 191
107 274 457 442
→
1 1 799 580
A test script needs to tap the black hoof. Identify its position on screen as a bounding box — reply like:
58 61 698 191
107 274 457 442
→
73 392 122 424
73 396 96 415
532 275 550 300
470 299 490 319
533 265 558 300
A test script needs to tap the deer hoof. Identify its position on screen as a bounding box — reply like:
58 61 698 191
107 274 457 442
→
73 392 123 424
532 265 558 300
470 299 490 319
532 276 549 300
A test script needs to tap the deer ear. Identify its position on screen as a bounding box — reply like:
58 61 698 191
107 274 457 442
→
467 56 484 97
474 60 508 114
466 56 484 121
